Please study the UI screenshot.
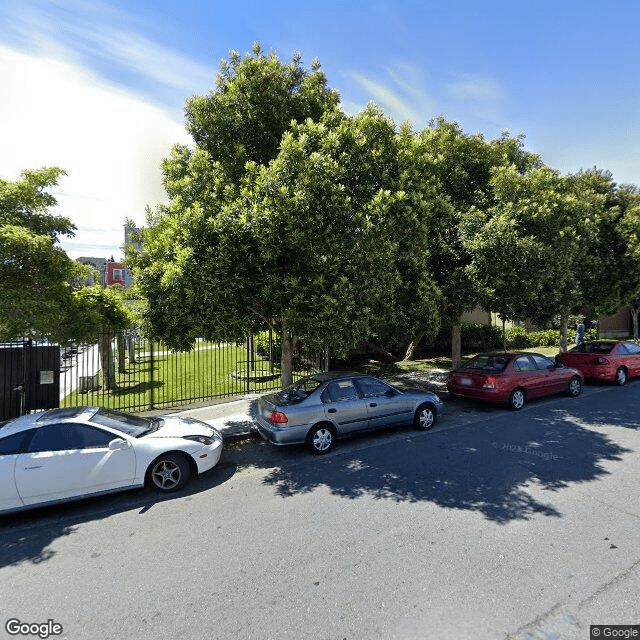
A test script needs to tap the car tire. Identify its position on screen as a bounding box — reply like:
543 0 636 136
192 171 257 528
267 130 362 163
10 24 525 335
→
414 403 437 431
307 424 335 455
615 367 628 386
508 388 526 411
147 453 191 492
567 376 582 397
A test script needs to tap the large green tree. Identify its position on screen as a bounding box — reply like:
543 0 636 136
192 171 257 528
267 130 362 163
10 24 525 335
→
0 167 86 341
398 119 539 364
133 100 439 386
462 166 636 350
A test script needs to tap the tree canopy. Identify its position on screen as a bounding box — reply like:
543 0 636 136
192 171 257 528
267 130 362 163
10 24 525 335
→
131 45 639 383
0 167 83 341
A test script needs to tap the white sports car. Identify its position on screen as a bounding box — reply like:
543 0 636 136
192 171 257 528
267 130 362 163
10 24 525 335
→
0 406 223 515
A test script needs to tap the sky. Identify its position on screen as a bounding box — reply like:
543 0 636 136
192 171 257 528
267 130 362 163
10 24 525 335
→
1 0 639 260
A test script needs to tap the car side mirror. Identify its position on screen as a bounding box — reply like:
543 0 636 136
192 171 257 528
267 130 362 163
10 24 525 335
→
108 438 129 450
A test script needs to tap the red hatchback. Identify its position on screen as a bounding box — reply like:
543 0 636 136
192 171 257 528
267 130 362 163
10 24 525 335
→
447 352 583 410
555 340 640 386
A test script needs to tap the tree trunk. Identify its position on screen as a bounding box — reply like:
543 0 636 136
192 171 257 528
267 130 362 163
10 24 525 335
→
631 307 639 340
404 332 425 361
117 331 126 371
559 311 569 352
451 321 462 370
99 327 117 390
127 333 137 364
280 322 294 389
362 340 396 363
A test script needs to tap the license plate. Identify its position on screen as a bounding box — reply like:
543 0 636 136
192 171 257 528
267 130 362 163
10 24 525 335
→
461 377 473 386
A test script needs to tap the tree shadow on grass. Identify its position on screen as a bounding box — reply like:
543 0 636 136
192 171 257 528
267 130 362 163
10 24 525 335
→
261 399 633 524
0 461 236 568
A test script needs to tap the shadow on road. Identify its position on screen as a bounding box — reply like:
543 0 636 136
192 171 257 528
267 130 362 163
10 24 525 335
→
261 398 634 524
0 462 236 568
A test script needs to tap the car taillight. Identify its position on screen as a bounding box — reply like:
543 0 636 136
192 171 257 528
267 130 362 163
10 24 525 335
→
269 411 288 424
482 376 496 390
592 357 609 365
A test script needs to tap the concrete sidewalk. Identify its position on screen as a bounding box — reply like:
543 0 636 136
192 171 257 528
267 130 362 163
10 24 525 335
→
172 394 263 442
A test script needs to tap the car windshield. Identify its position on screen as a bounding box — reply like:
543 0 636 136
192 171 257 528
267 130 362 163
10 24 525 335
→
462 355 511 372
90 408 161 437
276 377 323 402
569 342 616 354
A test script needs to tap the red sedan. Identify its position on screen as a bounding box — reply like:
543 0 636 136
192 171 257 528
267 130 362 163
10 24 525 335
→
555 340 640 386
447 352 583 410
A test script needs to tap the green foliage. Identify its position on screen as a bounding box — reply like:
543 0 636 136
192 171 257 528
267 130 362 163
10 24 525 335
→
505 327 559 348
460 322 503 349
0 167 86 342
0 167 75 240
184 43 339 186
254 330 281 358
132 50 442 379
68 286 134 342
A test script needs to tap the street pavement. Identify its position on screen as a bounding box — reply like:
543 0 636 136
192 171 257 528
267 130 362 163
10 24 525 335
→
1 379 639 640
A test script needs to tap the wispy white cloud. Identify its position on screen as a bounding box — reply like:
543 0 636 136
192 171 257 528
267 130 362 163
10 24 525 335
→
445 74 507 102
345 63 438 128
86 28 217 96
6 0 218 104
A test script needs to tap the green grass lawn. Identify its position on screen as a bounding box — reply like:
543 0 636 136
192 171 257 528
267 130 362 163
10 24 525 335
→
61 343 288 411
60 341 565 412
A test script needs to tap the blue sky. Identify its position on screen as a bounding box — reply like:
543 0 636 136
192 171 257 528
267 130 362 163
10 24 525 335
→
1 0 639 259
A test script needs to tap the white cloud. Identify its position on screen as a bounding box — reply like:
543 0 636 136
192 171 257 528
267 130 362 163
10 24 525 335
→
0 44 192 259
345 64 438 128
446 74 507 102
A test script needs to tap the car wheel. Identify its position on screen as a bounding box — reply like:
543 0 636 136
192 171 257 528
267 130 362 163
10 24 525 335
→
307 424 335 455
508 388 526 411
615 367 628 386
414 403 437 431
567 376 582 397
147 453 191 492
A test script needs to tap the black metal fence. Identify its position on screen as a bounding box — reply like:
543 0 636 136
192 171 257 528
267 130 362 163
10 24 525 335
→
57 331 328 412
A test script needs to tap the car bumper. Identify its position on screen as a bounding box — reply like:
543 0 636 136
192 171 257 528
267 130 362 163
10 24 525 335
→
254 417 307 446
448 385 506 404
191 433 224 473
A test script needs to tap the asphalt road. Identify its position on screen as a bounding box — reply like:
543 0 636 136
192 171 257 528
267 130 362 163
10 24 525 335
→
1 382 639 640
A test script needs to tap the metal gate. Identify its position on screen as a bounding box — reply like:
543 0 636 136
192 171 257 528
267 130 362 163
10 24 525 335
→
0 344 61 420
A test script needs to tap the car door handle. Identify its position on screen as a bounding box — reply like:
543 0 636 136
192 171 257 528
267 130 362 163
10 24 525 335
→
24 465 43 470
369 403 377 407
328 408 337 413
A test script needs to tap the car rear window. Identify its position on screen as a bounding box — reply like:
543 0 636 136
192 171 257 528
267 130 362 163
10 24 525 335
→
462 355 510 372
569 342 615 354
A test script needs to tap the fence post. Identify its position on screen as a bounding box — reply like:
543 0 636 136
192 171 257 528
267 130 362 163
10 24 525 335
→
245 336 250 394
149 338 155 409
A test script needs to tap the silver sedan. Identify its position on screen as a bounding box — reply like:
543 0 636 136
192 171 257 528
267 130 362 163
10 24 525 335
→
254 372 443 454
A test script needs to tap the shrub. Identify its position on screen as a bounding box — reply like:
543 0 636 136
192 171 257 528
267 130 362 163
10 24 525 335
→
528 329 559 347
461 322 502 350
254 330 281 359
505 326 532 348
585 327 599 341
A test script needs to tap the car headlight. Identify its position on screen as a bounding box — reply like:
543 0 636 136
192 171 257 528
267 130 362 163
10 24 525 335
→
183 435 214 445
